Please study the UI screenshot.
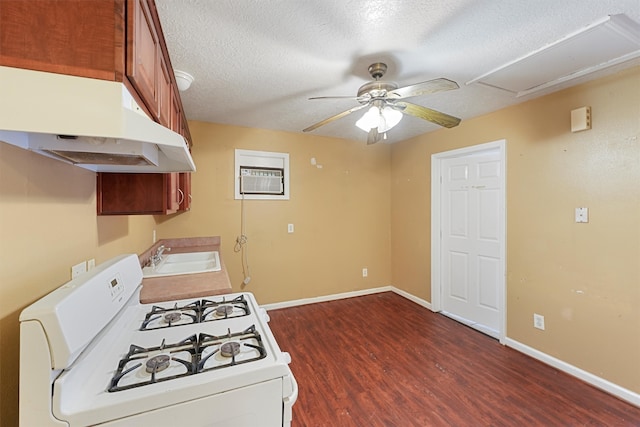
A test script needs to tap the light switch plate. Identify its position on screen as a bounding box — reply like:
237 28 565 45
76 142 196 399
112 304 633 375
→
575 207 588 223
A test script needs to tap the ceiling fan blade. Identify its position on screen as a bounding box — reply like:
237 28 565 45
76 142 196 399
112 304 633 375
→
309 94 372 103
395 101 461 128
309 95 357 100
302 104 369 133
366 128 383 145
389 78 459 99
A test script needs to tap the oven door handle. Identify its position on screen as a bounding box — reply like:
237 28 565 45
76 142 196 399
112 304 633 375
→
284 372 298 406
282 372 298 426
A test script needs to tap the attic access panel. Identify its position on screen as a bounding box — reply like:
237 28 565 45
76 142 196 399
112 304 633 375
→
468 14 640 97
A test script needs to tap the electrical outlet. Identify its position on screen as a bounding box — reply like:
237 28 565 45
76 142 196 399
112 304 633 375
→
153 229 157 243
87 258 96 271
533 313 545 330
287 224 294 233
71 261 87 279
575 207 588 223
362 268 368 277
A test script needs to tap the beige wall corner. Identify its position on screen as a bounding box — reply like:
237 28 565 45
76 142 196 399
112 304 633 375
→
390 66 640 393
156 123 393 305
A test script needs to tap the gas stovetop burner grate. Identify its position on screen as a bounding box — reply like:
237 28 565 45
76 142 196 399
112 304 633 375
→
140 295 251 331
201 295 250 323
140 301 200 331
198 325 267 373
108 335 198 392
108 325 267 392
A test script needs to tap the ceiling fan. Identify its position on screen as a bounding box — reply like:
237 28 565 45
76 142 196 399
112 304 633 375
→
302 63 461 144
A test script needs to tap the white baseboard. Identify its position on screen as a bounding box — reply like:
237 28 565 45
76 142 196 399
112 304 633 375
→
390 287 432 310
263 286 432 311
261 286 393 310
440 310 499 339
263 287 639 408
504 337 640 408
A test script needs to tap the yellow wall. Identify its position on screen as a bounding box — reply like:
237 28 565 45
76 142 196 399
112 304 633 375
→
0 67 637 426
0 144 158 426
156 122 393 304
391 66 640 393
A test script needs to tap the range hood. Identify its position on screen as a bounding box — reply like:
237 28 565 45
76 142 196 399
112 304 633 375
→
0 66 196 173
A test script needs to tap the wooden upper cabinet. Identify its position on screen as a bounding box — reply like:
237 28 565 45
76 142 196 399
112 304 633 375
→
97 172 182 215
0 0 125 80
127 0 160 120
96 171 190 215
0 0 190 143
1 0 195 216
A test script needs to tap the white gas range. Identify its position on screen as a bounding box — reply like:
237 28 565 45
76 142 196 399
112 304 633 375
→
19 254 297 426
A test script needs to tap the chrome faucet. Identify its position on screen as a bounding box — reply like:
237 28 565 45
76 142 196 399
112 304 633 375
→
149 245 170 267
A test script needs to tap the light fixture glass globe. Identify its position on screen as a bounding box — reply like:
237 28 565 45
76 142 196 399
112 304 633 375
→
355 105 402 133
378 107 403 133
355 106 380 131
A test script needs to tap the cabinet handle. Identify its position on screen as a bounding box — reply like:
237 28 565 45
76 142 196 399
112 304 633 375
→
177 189 185 205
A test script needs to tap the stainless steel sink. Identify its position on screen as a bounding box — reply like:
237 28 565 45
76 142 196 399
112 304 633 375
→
142 251 221 278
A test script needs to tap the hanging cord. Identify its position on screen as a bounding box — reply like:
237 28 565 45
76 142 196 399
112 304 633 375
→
234 177 251 286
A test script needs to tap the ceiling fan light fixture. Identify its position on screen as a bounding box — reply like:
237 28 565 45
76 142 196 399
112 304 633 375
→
303 62 461 139
355 106 402 133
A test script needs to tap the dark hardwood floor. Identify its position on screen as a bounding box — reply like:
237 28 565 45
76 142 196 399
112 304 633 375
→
268 292 640 427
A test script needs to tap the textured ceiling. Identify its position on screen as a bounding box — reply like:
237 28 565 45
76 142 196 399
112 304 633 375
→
155 0 640 144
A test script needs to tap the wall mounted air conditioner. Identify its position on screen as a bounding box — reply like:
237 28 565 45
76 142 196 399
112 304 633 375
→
240 166 284 195
235 149 290 200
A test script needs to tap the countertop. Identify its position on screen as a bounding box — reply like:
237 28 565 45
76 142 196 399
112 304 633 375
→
138 236 233 303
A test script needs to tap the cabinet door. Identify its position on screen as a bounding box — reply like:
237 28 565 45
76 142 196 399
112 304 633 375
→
158 55 172 126
170 85 194 147
179 173 192 211
0 0 124 80
166 172 180 214
97 173 167 215
127 0 160 118
170 85 183 134
97 173 181 215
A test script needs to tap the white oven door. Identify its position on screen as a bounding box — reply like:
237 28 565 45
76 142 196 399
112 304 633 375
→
98 378 284 427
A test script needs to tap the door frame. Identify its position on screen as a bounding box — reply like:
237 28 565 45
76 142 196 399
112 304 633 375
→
430 139 507 343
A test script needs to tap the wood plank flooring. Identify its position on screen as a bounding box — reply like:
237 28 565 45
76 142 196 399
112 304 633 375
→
268 292 640 427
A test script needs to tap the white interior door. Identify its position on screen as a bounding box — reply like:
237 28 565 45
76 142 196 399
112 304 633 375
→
431 141 505 340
